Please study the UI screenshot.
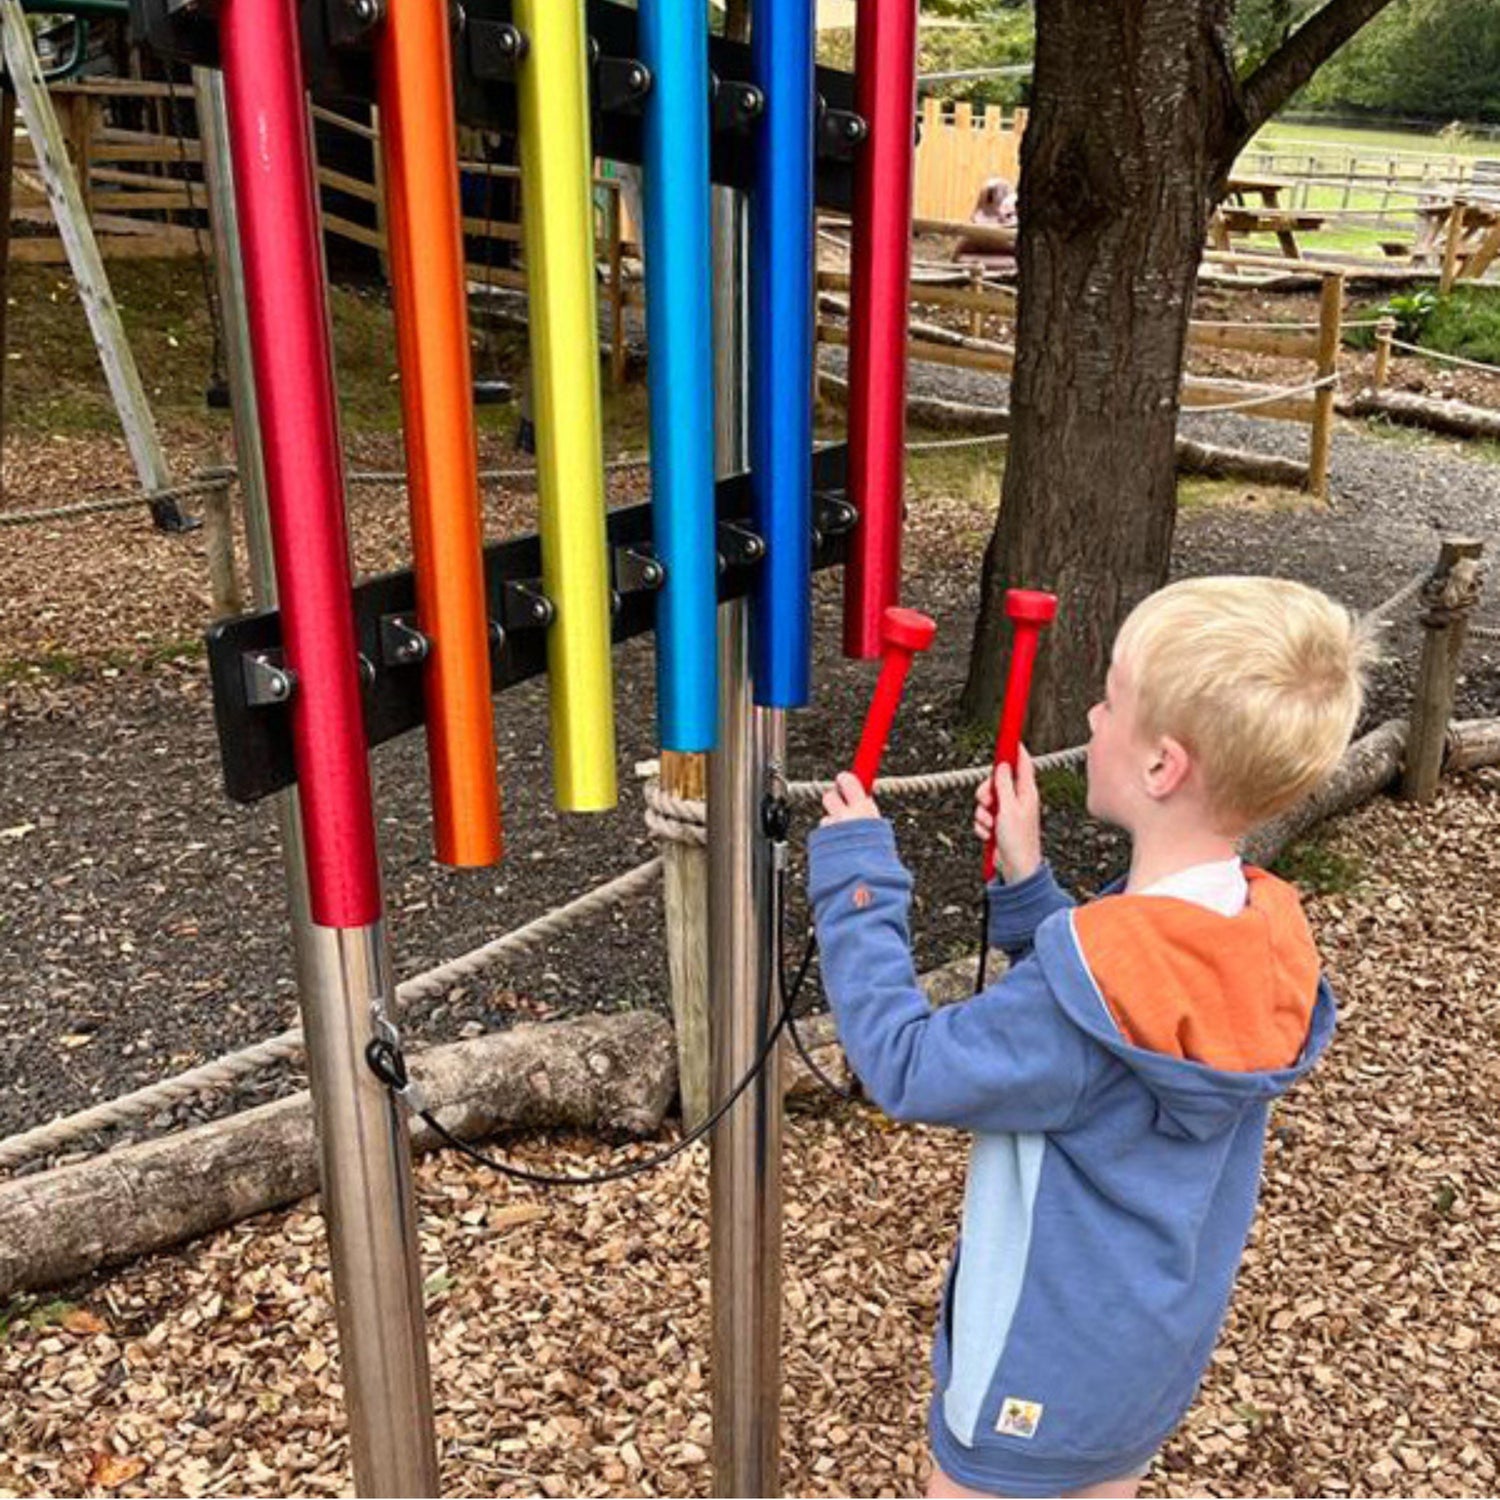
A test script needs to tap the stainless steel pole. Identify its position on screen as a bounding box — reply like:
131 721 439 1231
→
194 69 441 1498
708 175 785 1495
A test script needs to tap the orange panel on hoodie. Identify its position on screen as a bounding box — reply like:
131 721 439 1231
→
1072 868 1320 1073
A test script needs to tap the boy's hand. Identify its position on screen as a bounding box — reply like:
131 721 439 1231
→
974 745 1042 884
821 771 882 826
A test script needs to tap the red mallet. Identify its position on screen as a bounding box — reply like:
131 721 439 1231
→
984 588 1059 881
852 607 938 792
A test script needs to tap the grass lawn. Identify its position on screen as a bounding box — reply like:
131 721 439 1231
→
1251 119 1499 160
1234 117 1499 262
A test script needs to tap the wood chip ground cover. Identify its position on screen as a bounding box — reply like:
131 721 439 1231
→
0 774 1496 1499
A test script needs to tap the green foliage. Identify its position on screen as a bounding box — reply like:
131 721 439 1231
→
1379 289 1439 342
818 6 1034 110
1418 286 1500 367
0 1296 75 1343
1036 765 1088 811
1297 0 1500 124
1234 0 1320 73
1270 840 1365 896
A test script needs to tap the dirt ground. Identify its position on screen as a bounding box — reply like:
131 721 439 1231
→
1 270 1498 1496
0 773 1496 1499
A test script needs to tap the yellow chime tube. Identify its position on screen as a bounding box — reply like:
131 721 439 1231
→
514 0 618 810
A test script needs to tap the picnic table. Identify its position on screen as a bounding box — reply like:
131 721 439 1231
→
1410 198 1500 275
1210 174 1326 260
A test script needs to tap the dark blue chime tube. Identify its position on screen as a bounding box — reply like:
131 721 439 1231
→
639 1 718 750
749 0 816 709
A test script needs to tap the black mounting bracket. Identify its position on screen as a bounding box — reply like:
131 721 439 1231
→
128 0 865 211
205 444 854 805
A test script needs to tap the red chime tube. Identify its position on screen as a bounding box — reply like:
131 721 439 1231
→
851 607 938 790
219 0 381 927
984 589 1059 882
842 0 919 659
376 0 503 867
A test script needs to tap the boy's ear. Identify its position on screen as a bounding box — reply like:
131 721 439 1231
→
1143 735 1193 801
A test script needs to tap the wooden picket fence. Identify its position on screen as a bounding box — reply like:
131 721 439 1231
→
912 97 1025 223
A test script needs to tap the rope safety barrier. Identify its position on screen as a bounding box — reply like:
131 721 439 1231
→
0 543 1450 1171
1387 338 1500 378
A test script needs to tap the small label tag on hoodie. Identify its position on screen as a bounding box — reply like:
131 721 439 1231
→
996 1398 1043 1440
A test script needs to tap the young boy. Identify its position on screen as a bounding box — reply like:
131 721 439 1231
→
809 576 1370 1499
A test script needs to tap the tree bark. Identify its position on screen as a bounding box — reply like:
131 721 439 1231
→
960 0 1238 747
0 1012 674 1301
960 0 1400 748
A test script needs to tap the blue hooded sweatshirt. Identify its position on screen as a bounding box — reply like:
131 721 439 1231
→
807 820 1336 1498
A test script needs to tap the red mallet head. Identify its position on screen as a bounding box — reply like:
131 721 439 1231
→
1005 589 1060 630
985 588 1060 880
851 607 938 791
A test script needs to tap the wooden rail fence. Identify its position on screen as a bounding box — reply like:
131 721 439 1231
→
8 79 633 384
815 256 1345 496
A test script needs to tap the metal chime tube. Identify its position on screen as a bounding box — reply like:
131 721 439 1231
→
709 171 784 1496
376 0 503 865
843 0 919 658
211 11 438 1495
749 0 816 708
218 0 378 926
513 0 617 809
638 0 718 750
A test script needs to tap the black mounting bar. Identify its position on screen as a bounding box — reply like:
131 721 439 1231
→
205 444 854 806
129 0 863 212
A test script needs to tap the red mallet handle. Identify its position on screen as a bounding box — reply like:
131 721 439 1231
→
852 607 938 791
985 588 1059 881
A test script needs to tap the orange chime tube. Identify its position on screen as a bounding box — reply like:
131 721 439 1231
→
376 0 503 865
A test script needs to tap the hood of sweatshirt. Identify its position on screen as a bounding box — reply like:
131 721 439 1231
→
1036 867 1336 1143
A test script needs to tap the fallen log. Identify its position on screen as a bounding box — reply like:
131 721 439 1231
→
1341 387 1500 442
0 1012 674 1301
1244 719 1408 867
1175 436 1310 489
1444 717 1500 773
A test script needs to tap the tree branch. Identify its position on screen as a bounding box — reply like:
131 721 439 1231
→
1218 0 1399 169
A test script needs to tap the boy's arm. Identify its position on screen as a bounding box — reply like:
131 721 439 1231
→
986 862 1076 962
808 820 1096 1135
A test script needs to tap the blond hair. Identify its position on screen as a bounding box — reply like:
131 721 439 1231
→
1113 576 1374 826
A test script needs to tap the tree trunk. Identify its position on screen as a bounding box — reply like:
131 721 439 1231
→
961 0 1237 748
958 0 1399 748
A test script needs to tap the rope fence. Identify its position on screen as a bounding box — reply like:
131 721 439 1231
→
0 455 655 531
1184 372 1340 416
1388 338 1500 378
0 558 1447 1176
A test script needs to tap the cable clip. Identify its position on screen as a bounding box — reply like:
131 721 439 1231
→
366 1034 428 1116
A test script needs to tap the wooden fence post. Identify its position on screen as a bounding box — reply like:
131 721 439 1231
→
1372 315 1396 389
1307 270 1343 499
1403 537 1485 805
1440 198 1466 294
661 751 710 1130
202 477 244 617
0 3 185 530
607 182 626 388
0 86 15 504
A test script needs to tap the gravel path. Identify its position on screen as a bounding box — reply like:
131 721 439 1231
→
1 395 1497 1149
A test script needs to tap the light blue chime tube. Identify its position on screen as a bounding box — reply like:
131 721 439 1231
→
749 0 816 709
638 0 718 750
